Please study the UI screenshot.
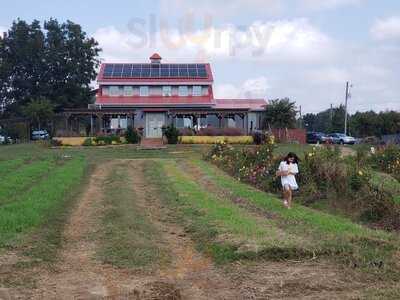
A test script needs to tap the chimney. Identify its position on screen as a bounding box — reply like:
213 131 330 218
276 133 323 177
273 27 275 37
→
150 53 162 64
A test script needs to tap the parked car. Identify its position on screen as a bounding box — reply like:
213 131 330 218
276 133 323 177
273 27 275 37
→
306 132 330 144
32 130 50 140
327 133 356 145
0 134 13 144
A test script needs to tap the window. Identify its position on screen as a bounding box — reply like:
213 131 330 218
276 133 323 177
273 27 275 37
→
162 86 172 96
178 86 188 96
139 86 149 96
102 87 109 96
109 86 121 96
192 85 202 96
123 86 134 96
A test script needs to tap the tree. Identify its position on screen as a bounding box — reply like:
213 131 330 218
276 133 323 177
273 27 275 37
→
22 98 54 130
350 111 380 137
0 19 101 116
264 98 297 129
303 113 317 131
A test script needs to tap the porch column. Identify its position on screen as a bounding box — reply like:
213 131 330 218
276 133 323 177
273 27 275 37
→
217 113 223 128
90 114 94 136
64 113 71 135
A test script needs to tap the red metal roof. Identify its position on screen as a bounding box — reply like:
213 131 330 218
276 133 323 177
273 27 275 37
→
150 53 162 59
96 96 214 106
95 96 267 110
97 63 214 83
214 99 267 111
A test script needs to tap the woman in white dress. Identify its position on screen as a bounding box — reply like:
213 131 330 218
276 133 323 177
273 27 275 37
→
276 152 299 209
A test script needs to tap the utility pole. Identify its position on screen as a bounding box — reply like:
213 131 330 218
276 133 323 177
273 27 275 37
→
299 105 302 129
344 82 351 135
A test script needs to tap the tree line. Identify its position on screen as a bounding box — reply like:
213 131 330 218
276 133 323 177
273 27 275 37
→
0 18 101 127
265 99 400 138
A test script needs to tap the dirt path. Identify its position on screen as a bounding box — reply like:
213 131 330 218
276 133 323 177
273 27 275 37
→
30 161 130 299
128 160 241 300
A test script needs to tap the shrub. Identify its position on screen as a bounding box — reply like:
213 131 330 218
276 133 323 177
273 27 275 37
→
180 136 253 144
50 139 63 147
164 125 180 144
197 127 245 136
94 135 121 145
252 131 271 145
125 126 141 144
369 145 400 180
82 138 93 146
205 140 400 230
221 127 244 136
179 127 195 136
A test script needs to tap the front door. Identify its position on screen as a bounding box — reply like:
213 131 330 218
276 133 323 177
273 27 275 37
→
146 113 165 138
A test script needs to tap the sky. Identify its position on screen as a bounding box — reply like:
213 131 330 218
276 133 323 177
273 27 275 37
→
1 0 400 114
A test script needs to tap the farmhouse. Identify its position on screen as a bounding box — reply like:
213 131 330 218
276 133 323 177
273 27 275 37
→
89 53 267 138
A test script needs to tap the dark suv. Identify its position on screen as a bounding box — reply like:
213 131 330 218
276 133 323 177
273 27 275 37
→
306 132 330 144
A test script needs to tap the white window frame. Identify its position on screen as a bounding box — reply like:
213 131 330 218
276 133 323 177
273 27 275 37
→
123 86 134 96
139 86 149 97
162 86 172 96
109 86 121 97
192 85 202 96
102 86 109 96
178 86 189 96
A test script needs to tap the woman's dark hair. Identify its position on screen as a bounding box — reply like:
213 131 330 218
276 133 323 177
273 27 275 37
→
284 152 299 164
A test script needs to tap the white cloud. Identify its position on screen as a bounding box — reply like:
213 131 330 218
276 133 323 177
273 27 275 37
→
298 0 364 11
214 77 270 99
371 16 400 41
92 16 400 114
160 0 283 17
94 18 335 64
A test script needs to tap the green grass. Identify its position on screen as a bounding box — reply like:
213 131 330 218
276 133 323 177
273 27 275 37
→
192 159 400 275
145 159 316 264
98 162 168 269
0 155 87 247
0 158 27 177
0 158 59 205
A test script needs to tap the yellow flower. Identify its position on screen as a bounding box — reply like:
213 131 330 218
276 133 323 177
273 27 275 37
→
308 153 313 157
358 170 363 176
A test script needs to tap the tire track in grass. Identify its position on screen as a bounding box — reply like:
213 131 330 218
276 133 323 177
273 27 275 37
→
135 159 241 300
30 161 125 299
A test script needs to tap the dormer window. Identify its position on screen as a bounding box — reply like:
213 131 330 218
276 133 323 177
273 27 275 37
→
109 86 121 96
162 86 172 96
140 86 149 96
124 86 134 96
178 86 188 96
192 86 202 96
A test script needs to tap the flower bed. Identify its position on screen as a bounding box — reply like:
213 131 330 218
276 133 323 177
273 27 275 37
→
204 137 400 230
180 136 253 144
369 144 400 180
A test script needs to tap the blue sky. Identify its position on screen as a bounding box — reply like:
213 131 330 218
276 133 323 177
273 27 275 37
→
1 0 400 113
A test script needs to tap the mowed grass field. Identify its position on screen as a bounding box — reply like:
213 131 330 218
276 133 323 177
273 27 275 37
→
0 146 87 250
0 143 399 298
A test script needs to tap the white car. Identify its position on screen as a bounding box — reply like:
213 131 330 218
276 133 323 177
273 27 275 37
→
328 133 356 145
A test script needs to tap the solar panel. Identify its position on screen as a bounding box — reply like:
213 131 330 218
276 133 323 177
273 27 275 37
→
102 63 208 79
122 64 133 78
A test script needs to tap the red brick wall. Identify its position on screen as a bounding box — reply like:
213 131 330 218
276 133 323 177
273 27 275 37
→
271 128 306 144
